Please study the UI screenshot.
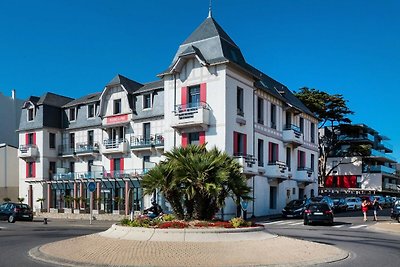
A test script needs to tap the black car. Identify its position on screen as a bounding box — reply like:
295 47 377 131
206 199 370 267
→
282 199 306 218
0 202 33 223
391 200 400 223
304 202 334 226
331 197 348 212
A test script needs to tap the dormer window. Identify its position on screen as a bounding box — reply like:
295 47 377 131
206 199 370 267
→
143 94 152 109
69 108 76 121
87 104 95 118
113 99 121 114
27 108 35 121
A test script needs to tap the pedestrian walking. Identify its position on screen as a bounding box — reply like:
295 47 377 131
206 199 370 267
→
361 199 368 221
372 199 382 221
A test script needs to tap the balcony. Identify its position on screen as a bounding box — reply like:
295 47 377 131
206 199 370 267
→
130 134 164 152
18 144 39 159
383 183 400 192
75 142 100 157
102 139 129 154
58 145 75 157
377 140 393 153
362 164 396 175
53 169 150 181
282 124 304 146
294 167 315 183
368 149 396 163
338 133 375 144
171 102 210 132
234 154 257 175
265 161 288 178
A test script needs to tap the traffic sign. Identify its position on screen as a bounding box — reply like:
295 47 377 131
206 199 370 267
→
88 182 96 192
241 200 248 211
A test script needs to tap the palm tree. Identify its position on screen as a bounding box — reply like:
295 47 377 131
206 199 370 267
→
36 198 45 210
142 144 251 220
17 197 24 203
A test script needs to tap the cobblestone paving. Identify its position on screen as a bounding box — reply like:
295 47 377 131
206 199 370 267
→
40 234 346 266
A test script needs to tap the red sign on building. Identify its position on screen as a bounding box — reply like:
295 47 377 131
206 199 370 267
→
106 114 129 124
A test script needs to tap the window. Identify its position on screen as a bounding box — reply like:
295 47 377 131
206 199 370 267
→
299 118 304 133
88 160 93 172
27 133 34 145
88 130 94 146
298 150 306 169
49 133 56 149
27 162 35 177
258 139 264 167
28 108 35 121
257 97 264 124
233 132 247 156
237 87 244 116
69 108 76 121
311 154 315 172
87 104 95 118
270 186 277 209
49 161 56 180
270 104 276 129
268 142 279 164
188 85 200 107
285 112 292 129
143 155 150 169
286 147 291 171
311 123 315 143
113 99 121 114
143 123 151 141
143 94 152 109
69 161 75 173
69 133 75 149
188 132 200 145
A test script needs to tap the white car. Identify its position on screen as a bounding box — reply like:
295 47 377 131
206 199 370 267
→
345 197 362 210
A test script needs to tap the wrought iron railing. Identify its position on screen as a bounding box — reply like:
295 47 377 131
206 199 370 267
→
130 134 164 148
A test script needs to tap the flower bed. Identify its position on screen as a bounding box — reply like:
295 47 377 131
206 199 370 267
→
120 214 259 229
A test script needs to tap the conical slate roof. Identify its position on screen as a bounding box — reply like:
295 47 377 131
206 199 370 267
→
107 74 143 93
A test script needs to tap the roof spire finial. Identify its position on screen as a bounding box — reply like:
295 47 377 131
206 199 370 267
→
208 0 212 18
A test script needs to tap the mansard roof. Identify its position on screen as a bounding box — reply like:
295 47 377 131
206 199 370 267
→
63 92 101 108
134 80 164 94
106 74 143 93
36 92 74 108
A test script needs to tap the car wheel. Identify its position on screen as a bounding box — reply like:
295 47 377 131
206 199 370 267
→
8 215 16 223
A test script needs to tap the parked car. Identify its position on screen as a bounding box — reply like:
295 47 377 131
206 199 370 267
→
384 196 394 208
345 197 362 210
309 196 335 210
282 199 306 218
0 202 33 223
391 200 400 223
303 202 334 226
331 197 348 212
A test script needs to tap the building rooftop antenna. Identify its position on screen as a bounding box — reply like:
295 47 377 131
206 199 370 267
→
208 0 212 18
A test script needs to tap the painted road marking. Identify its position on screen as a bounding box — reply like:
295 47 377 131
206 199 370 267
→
349 225 367 229
332 225 345 228
289 222 304 226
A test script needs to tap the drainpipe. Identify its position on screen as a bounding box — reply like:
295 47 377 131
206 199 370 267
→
252 89 256 217
173 72 177 148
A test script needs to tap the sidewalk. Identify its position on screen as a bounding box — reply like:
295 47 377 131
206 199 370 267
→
30 224 349 267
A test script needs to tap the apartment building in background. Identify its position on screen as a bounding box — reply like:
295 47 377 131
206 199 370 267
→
18 14 319 217
322 124 400 196
0 90 24 201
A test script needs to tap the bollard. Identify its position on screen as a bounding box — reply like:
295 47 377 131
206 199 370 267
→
43 218 47 224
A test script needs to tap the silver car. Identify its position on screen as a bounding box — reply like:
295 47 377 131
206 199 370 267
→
345 197 362 210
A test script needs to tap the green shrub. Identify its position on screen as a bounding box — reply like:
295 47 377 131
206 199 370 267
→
229 217 250 228
162 214 176 221
120 218 131 226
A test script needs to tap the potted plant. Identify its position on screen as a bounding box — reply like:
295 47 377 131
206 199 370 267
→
36 197 46 212
64 195 73 214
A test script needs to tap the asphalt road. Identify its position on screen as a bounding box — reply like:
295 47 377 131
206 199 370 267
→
260 208 400 267
0 218 114 267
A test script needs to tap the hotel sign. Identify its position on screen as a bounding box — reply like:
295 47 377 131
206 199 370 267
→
106 114 129 125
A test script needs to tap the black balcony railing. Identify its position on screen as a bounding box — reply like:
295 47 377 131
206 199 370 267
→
174 101 211 114
130 134 164 148
58 145 75 156
75 142 100 154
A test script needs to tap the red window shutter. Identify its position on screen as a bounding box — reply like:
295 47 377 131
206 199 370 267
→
32 162 36 178
268 142 273 163
233 132 238 155
181 87 188 107
25 133 29 145
302 151 305 168
182 133 188 148
33 132 36 145
26 162 29 178
110 159 114 172
297 151 301 167
243 134 247 155
199 131 205 145
200 83 207 103
120 158 124 171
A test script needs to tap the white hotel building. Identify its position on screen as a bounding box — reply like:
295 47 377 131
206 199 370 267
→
18 14 319 218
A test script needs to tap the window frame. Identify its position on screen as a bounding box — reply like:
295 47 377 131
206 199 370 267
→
87 104 95 119
69 108 76 122
258 139 264 167
113 99 121 115
49 133 56 149
270 104 276 129
27 107 35 121
257 97 264 124
143 93 152 109
236 87 244 116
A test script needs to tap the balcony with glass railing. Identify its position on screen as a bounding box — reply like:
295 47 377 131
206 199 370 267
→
102 139 129 154
369 149 396 163
18 144 39 159
171 101 211 130
283 124 304 146
233 153 257 175
74 142 100 156
130 134 164 151
265 161 289 178
362 164 396 175
53 168 150 181
338 133 375 143
58 145 75 157
294 167 315 182
377 140 393 153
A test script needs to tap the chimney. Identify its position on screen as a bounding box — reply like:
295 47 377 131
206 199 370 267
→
11 89 16 100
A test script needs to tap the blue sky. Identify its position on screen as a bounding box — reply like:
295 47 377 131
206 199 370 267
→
0 0 399 159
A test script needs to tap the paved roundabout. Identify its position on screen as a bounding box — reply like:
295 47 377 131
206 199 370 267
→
30 224 349 266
